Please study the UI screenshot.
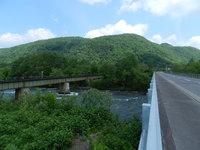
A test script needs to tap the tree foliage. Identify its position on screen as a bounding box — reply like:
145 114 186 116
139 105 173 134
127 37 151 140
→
93 116 141 150
81 88 112 108
1 34 200 67
4 51 152 91
0 89 141 150
172 59 200 74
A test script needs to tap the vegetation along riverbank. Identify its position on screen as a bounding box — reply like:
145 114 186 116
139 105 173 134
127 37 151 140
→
0 89 141 150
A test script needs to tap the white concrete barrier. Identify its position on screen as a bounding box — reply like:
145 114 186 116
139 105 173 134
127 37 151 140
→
138 73 163 150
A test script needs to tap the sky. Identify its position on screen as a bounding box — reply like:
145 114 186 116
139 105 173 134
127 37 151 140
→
1 0 200 49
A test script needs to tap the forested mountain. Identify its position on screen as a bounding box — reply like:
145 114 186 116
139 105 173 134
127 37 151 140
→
0 34 199 67
160 43 200 63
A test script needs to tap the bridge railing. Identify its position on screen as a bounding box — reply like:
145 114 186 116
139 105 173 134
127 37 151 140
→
138 73 162 150
169 72 200 79
0 74 102 83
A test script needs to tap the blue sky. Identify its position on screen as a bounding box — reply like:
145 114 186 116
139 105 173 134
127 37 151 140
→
1 0 200 49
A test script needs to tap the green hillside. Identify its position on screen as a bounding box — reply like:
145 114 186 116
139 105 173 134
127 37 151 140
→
0 34 200 67
160 43 200 62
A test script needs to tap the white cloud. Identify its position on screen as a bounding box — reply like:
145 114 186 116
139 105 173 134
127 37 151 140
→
151 34 177 45
185 36 200 49
120 0 200 18
151 34 200 49
0 28 55 48
120 0 141 12
79 0 111 5
85 20 148 38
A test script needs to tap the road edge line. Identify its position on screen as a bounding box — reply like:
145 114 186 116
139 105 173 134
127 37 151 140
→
158 74 200 103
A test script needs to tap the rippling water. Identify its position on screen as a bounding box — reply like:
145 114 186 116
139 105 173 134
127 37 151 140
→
1 89 147 119
111 92 147 119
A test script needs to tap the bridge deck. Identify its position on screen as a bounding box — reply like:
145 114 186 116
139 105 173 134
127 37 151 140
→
0 75 102 91
156 72 200 150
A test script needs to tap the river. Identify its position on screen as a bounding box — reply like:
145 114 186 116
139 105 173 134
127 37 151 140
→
1 89 147 120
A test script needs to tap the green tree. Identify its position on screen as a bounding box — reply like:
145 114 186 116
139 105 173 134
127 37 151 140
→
10 51 65 77
50 68 64 76
81 88 112 109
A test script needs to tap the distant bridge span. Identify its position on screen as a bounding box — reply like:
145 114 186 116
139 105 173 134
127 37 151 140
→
0 75 102 99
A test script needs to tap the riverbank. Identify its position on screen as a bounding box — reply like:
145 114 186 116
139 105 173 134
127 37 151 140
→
0 89 142 150
1 88 147 120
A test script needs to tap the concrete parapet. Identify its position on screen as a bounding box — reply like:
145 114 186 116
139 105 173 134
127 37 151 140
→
141 103 151 150
150 83 153 89
142 103 151 131
139 73 162 150
147 89 152 103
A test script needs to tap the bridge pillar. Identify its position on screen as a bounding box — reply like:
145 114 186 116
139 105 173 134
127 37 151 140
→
86 79 91 86
15 88 30 100
59 82 70 94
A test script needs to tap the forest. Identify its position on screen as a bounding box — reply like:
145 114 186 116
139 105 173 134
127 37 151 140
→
172 58 200 74
1 34 200 67
0 51 152 91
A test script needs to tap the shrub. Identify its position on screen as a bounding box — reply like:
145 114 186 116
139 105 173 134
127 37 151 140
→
81 88 112 109
94 116 142 150
0 90 142 149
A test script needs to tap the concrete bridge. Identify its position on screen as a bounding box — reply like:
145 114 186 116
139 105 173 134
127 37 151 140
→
0 75 102 100
139 72 200 150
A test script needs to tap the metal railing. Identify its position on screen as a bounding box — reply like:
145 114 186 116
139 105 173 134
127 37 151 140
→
138 73 162 150
0 74 102 83
169 72 200 79
0 75 102 91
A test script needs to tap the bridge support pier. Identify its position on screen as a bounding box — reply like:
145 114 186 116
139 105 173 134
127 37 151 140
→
86 79 90 86
59 82 70 94
15 88 30 100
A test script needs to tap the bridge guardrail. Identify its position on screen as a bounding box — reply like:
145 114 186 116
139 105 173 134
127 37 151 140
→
138 73 162 150
0 75 103 91
0 74 102 84
169 72 200 79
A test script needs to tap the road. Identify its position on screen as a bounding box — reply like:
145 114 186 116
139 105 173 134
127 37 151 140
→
156 72 200 150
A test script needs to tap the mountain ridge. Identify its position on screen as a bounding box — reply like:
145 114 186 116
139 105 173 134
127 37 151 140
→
0 34 200 67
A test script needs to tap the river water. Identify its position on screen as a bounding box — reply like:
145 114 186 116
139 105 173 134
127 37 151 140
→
1 89 147 120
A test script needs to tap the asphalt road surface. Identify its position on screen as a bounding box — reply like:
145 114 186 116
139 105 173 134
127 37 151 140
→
156 72 200 150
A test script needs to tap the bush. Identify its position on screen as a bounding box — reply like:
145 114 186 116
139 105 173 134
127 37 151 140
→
81 88 112 109
0 90 118 149
0 90 142 149
94 116 142 150
60 96 78 111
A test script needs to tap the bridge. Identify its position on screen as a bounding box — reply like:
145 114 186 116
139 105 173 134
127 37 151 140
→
139 72 200 150
0 75 102 100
